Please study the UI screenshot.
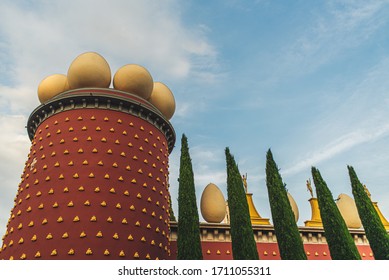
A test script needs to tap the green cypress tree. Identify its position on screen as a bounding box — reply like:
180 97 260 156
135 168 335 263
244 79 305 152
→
168 191 176 222
265 149 307 259
177 134 203 259
311 167 361 259
225 147 259 259
348 165 389 259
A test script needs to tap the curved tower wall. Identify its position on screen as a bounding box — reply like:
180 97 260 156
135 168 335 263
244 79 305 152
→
0 88 175 260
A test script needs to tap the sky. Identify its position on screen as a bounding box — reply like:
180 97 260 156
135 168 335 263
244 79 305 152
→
1 0 389 238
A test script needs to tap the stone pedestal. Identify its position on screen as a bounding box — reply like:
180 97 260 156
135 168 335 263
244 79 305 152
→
304 198 323 228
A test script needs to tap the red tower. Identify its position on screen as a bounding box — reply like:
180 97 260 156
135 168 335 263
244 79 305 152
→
0 88 175 260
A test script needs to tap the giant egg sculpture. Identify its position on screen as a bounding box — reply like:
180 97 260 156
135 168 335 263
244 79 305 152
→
336 193 362 228
67 52 111 89
200 183 226 223
148 82 176 120
287 192 299 223
113 64 154 100
37 74 69 103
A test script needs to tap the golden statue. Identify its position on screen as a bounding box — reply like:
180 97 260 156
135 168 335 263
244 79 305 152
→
306 179 314 198
363 184 372 200
242 173 248 193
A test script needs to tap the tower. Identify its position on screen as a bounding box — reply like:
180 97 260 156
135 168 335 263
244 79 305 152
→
0 53 176 260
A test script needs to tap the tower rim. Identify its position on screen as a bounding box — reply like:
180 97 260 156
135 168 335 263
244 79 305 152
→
27 87 176 153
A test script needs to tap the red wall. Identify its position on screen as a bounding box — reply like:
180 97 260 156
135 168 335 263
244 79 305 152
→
1 108 172 260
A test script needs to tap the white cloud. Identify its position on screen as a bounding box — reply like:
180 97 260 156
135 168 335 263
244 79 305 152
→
0 1 218 82
283 123 389 176
269 1 388 79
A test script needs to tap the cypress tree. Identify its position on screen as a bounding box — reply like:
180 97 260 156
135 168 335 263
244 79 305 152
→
311 167 361 259
177 134 203 259
225 147 259 259
265 149 307 259
168 191 176 222
348 165 389 259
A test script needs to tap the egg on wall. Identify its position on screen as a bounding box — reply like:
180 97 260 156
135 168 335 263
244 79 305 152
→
113 64 154 100
148 82 176 120
287 192 299 223
200 183 226 223
67 52 111 89
336 193 362 228
37 74 70 103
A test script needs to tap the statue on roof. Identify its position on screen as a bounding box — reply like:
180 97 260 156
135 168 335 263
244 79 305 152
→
307 179 314 198
242 173 248 193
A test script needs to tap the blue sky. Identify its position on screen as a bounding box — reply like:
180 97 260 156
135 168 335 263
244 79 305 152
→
1 0 389 237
